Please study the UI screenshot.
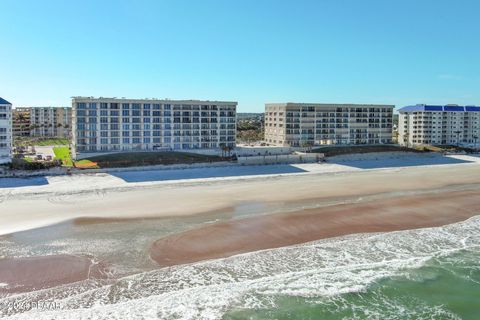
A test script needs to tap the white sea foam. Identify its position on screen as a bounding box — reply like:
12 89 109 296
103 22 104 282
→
2 216 479 320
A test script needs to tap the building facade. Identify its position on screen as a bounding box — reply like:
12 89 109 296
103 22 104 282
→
30 107 72 137
71 97 237 158
264 103 394 147
0 97 13 164
398 104 480 147
12 107 31 137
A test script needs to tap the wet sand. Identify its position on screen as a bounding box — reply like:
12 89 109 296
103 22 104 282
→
150 189 480 266
0 254 108 294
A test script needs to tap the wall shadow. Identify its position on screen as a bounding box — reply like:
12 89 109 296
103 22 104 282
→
328 155 474 170
0 177 50 188
111 164 307 183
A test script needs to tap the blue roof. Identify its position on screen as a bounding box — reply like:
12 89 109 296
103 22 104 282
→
399 104 480 112
465 106 480 112
0 97 11 105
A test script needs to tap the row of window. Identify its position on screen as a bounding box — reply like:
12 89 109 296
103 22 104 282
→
76 117 235 124
76 110 235 117
76 102 235 111
76 138 235 146
267 107 392 113
281 139 392 147
77 123 234 131
76 130 236 137
76 142 235 152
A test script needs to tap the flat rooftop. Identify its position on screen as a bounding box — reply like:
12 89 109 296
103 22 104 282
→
266 102 394 108
399 104 480 112
71 97 237 105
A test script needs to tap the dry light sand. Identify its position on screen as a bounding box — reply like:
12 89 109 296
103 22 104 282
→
1 158 480 235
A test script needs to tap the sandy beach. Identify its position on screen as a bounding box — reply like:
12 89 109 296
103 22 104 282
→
0 153 480 235
150 188 480 266
0 254 108 294
1 153 480 297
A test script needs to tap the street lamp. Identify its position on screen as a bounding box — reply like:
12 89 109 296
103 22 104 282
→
473 135 478 150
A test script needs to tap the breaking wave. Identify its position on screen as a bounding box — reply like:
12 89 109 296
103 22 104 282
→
2 216 479 319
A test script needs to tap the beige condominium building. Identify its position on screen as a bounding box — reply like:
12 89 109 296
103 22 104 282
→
30 107 72 137
398 104 480 147
12 107 31 136
71 97 237 158
264 102 394 147
0 97 13 164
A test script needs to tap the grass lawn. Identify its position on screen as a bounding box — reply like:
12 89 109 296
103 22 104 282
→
311 145 426 157
83 151 225 168
53 146 74 167
14 137 69 147
35 138 69 146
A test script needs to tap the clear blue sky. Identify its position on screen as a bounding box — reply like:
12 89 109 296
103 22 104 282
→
1 0 479 112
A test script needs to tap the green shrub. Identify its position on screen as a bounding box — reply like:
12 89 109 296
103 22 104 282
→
10 158 62 170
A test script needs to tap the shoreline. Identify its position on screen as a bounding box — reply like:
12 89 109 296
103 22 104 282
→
150 189 480 267
0 254 109 295
2 157 480 235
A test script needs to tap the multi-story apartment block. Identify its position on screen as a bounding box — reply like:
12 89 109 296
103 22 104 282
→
0 97 13 164
398 104 480 147
71 97 237 158
12 107 31 137
30 107 72 137
264 103 394 147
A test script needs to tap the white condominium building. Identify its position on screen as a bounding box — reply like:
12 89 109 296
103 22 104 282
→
0 97 13 164
71 97 237 158
398 104 480 147
30 107 72 137
264 103 394 147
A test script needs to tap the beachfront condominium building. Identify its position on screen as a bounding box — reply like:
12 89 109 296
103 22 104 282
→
12 107 31 137
264 103 394 147
71 97 237 158
30 107 72 138
0 97 13 164
398 104 480 147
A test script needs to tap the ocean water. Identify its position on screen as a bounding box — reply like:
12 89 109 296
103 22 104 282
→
224 249 480 320
1 215 479 320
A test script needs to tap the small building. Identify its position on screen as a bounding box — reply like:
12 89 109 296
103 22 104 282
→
398 104 480 147
264 102 394 147
0 97 13 164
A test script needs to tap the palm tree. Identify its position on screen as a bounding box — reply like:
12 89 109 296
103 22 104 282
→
219 143 226 158
403 132 409 148
454 130 462 147
225 145 234 157
300 140 314 152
